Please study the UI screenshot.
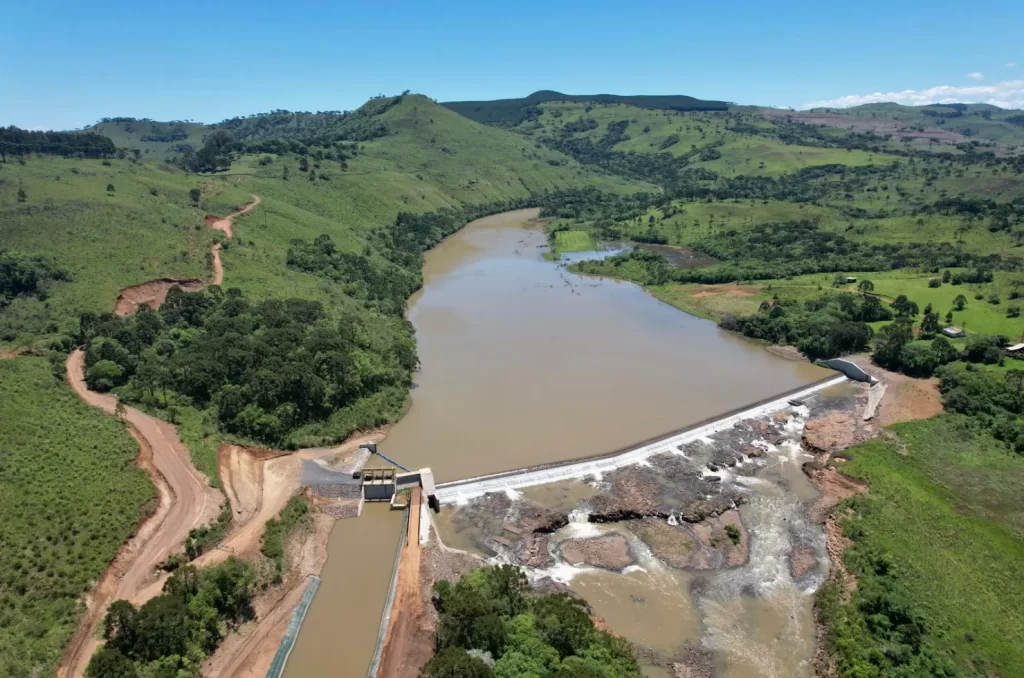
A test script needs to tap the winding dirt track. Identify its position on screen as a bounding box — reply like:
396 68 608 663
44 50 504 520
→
57 352 224 678
208 194 260 286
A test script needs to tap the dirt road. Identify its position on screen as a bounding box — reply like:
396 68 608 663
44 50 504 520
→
112 194 261 315
57 350 223 678
377 488 432 678
208 194 260 286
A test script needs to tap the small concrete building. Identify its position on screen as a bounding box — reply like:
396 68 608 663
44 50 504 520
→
942 326 966 338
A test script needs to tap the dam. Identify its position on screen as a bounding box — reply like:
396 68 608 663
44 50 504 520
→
282 210 834 677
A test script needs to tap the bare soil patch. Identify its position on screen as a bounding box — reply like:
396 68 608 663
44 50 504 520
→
114 278 203 316
112 195 260 315
760 108 974 146
58 351 224 678
377 489 431 678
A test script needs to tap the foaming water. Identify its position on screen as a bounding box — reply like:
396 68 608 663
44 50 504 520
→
293 210 830 676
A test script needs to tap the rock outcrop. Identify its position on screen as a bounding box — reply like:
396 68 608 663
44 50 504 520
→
559 534 634 570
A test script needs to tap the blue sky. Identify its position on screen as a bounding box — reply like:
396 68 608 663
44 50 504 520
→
2 0 1021 129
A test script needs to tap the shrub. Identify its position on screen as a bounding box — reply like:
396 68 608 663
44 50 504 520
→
1008 305 1021 318
725 524 741 545
928 278 941 288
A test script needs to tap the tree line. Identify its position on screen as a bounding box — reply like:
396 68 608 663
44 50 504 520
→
0 127 116 161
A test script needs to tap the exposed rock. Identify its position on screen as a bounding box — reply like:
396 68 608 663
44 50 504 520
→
790 545 818 579
672 645 714 678
802 410 862 454
690 509 748 567
559 534 634 570
511 533 553 568
517 506 569 533
588 453 743 523
629 511 747 570
531 576 576 597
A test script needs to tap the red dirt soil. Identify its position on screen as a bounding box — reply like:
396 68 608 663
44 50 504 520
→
377 488 431 678
112 194 260 315
114 278 204 316
56 351 224 678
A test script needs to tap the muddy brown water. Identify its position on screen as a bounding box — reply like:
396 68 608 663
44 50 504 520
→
283 504 402 678
287 209 828 676
380 209 825 481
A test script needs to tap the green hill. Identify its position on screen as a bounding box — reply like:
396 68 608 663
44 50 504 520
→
0 94 644 349
802 102 1024 148
443 90 728 125
84 118 210 159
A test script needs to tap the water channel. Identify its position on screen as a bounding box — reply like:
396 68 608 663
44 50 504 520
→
285 209 829 676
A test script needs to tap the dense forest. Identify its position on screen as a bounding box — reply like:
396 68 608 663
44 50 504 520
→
80 288 416 447
0 127 116 160
87 559 255 678
423 565 640 678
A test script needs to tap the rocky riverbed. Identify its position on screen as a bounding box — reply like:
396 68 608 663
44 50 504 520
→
432 379 874 676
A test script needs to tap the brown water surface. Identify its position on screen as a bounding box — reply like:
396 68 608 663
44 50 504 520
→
287 209 828 677
283 505 402 678
380 209 825 481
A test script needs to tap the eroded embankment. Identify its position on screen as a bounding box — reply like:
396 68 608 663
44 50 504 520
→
112 194 259 316
57 351 224 678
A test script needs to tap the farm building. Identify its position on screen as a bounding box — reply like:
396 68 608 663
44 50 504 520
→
942 326 966 338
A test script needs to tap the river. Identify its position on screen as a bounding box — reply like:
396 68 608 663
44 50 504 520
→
285 209 829 677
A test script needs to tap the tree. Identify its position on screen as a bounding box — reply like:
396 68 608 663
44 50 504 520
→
189 188 201 205
17 188 26 202
953 294 968 311
422 647 494 678
891 295 919 317
106 183 115 193
945 310 954 325
103 600 137 650
299 156 309 172
920 312 940 337
85 648 138 678
282 165 290 181
114 399 126 421
858 279 875 294
873 318 913 370
942 269 952 283
932 336 959 364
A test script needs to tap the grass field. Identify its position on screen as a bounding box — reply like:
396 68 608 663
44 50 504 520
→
637 268 1024 344
0 156 252 345
0 357 154 678
822 416 1024 675
552 230 597 253
1 96 647 354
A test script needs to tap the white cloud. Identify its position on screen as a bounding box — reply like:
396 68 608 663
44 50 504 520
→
802 79 1024 110
1008 62 1018 68
967 72 985 80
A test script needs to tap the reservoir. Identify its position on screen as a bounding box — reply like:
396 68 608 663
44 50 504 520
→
285 209 829 676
